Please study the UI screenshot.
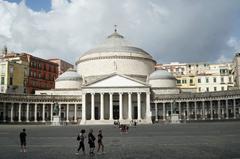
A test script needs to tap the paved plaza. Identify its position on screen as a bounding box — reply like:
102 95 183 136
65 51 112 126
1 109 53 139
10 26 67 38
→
0 122 240 159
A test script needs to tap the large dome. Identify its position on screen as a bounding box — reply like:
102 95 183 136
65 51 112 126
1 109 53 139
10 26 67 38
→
81 31 152 58
76 30 156 82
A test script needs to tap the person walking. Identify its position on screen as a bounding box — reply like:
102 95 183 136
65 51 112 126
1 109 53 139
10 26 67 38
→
19 128 27 152
75 129 86 155
88 129 96 155
97 129 104 154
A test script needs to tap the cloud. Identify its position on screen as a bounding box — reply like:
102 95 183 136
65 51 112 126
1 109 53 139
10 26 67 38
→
227 37 240 52
0 0 240 65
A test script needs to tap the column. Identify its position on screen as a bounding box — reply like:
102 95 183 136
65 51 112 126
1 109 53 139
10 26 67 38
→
186 102 189 120
100 93 104 120
137 92 141 120
226 99 229 119
178 102 181 120
170 102 173 115
119 92 123 120
74 104 77 122
194 101 197 120
163 102 166 121
50 104 53 122
210 100 213 120
58 104 61 117
18 103 22 122
146 92 151 121
202 101 205 120
34 104 37 122
109 93 113 120
128 92 132 120
2 103 6 122
10 103 13 122
66 104 69 122
42 104 45 122
155 103 158 121
233 99 236 119
218 100 221 120
26 103 29 122
82 93 86 122
91 93 95 120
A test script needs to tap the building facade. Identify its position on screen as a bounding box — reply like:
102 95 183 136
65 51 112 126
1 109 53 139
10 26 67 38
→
0 55 28 94
163 62 234 93
48 58 73 75
1 52 59 94
0 31 240 124
25 54 58 94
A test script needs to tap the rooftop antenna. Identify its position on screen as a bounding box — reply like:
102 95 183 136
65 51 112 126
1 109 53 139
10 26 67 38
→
114 24 117 32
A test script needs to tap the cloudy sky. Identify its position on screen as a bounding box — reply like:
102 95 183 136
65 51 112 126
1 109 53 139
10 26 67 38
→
0 0 240 65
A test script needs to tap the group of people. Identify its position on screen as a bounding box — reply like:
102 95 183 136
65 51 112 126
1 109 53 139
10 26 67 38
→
76 129 104 155
19 128 104 155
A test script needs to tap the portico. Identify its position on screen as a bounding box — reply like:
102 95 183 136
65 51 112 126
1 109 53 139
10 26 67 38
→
80 74 152 125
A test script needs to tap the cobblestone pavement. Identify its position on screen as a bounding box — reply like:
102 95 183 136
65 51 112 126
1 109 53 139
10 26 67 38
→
0 121 240 159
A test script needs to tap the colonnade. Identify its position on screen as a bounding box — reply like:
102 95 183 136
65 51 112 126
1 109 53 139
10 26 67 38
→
81 91 151 122
0 102 80 123
154 98 240 121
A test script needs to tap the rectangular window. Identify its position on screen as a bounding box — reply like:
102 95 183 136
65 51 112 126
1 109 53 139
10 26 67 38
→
206 77 209 83
206 87 209 92
221 77 224 83
1 64 6 74
1 76 4 85
213 77 217 83
10 77 13 85
177 80 181 84
198 87 201 92
198 78 201 83
229 77 232 83
214 87 217 91
221 86 224 91
182 79 187 84
190 79 193 83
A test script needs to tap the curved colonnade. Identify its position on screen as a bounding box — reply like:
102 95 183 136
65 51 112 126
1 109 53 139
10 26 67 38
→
0 89 240 124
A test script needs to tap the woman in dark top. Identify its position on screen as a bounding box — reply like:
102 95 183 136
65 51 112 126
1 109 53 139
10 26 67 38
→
97 129 104 154
88 129 95 155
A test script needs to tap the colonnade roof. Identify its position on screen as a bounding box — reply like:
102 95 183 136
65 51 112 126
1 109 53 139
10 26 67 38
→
154 89 240 101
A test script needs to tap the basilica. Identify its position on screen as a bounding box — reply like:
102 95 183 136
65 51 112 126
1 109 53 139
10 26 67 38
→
0 30 240 124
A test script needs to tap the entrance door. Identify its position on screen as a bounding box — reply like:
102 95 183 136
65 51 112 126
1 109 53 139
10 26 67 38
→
113 105 119 119
95 107 99 120
134 106 137 119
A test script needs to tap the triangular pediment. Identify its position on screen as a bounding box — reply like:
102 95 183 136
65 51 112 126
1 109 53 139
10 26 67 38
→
86 74 148 87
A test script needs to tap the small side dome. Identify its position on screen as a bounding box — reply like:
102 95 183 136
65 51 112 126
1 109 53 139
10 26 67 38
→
56 68 82 81
55 68 82 89
149 69 175 80
149 69 176 88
